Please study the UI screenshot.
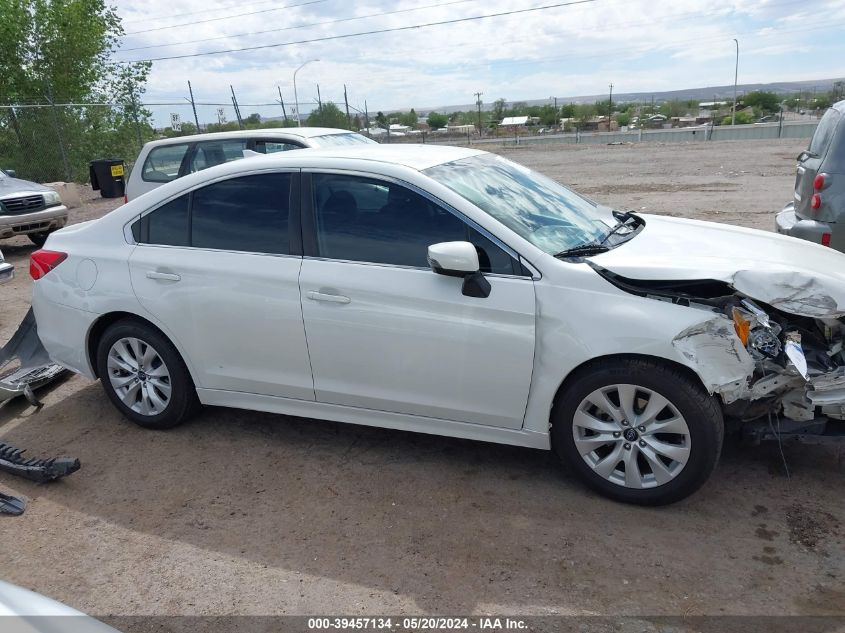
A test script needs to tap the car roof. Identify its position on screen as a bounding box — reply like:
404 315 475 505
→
225 144 486 172
142 127 363 148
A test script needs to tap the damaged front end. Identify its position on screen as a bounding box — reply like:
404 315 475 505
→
596 267 845 442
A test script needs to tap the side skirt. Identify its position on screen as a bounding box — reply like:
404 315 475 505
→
197 388 551 450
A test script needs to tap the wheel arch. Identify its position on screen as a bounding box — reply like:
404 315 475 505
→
86 311 198 384
549 352 719 427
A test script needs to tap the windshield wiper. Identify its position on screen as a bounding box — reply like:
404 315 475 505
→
554 243 610 258
599 211 640 245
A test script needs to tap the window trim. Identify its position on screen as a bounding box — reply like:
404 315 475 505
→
300 169 534 278
125 168 302 257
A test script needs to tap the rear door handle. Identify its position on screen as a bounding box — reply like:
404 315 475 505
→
307 291 350 304
146 271 181 282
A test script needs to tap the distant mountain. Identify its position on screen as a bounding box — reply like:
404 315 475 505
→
417 77 845 115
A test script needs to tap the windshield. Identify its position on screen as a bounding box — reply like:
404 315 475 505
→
425 153 610 254
311 133 378 147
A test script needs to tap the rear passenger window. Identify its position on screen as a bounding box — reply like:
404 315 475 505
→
191 174 291 254
254 140 301 154
189 139 249 173
143 196 189 246
142 144 189 183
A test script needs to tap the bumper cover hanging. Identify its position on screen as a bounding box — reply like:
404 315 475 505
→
0 308 66 405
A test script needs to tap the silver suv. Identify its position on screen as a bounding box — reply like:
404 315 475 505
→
776 99 845 249
0 169 68 247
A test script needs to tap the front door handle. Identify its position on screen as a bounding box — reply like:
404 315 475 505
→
146 271 181 282
307 291 350 304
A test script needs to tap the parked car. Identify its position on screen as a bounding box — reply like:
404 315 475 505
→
0 579 121 631
0 248 13 283
0 169 68 246
776 99 845 249
29 145 845 505
125 127 377 201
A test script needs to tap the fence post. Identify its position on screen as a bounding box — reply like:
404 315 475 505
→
46 87 72 181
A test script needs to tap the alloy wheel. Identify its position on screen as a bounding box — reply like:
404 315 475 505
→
572 384 691 489
107 337 172 416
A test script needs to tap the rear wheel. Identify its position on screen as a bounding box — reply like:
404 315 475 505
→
551 357 723 505
96 320 200 429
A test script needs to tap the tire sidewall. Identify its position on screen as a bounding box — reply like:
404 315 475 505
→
552 359 723 505
96 320 196 429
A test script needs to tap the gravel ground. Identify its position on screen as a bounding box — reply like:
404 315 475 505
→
1 139 843 621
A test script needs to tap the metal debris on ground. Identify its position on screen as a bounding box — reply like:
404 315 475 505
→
0 491 26 516
0 442 81 482
0 308 66 406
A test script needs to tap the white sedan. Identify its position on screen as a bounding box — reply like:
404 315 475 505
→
30 145 845 504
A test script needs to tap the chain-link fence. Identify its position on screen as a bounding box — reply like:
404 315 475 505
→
0 102 152 184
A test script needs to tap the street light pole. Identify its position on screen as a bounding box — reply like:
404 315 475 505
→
293 59 319 127
732 38 739 126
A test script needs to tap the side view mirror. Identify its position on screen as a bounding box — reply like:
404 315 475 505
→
3 169 16 178
427 241 491 298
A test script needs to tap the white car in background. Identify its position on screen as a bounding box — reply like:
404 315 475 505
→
28 145 845 505
125 127 377 200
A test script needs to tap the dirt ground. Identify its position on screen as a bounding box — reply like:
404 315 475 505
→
1 139 843 620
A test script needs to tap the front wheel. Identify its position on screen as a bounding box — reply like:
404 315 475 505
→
96 320 200 429
551 357 723 505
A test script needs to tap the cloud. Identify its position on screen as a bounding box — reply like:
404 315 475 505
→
109 0 845 125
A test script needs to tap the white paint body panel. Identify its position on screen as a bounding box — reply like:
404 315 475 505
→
299 259 535 428
29 144 845 451
128 246 314 399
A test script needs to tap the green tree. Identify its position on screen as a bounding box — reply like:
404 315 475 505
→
375 111 388 128
492 98 507 122
0 0 152 181
398 108 418 127
743 91 779 114
426 111 448 129
721 111 754 125
306 102 349 129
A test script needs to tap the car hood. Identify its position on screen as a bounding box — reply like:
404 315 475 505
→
0 176 54 197
588 213 845 318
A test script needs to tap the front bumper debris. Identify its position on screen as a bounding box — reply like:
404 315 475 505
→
0 492 25 516
0 442 80 482
0 308 66 405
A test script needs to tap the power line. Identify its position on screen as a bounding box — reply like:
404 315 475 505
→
123 0 296 25
120 0 482 53
124 0 329 36
117 0 601 62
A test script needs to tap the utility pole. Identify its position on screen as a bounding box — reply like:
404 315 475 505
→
474 91 483 136
731 38 739 125
364 99 370 135
129 83 143 150
230 85 243 129
316 84 322 113
608 83 613 120
187 81 200 131
277 86 288 123
343 84 351 129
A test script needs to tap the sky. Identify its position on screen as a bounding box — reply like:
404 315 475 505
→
110 0 845 127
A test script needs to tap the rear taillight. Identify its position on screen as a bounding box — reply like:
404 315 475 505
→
30 250 67 280
811 173 828 211
822 233 832 247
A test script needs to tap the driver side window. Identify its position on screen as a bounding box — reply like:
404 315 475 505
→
310 173 524 274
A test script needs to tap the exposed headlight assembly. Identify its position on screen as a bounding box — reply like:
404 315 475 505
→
43 190 61 207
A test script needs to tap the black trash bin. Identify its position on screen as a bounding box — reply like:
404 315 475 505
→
89 159 126 198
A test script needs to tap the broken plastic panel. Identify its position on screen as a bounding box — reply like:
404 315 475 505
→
0 308 66 405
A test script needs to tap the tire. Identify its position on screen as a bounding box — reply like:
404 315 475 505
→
96 319 200 429
551 357 723 506
28 232 50 247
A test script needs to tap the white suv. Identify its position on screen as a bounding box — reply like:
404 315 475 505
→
125 128 377 201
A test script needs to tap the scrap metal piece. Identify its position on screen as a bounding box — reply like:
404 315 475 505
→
0 442 80 483
0 308 66 404
0 491 25 516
